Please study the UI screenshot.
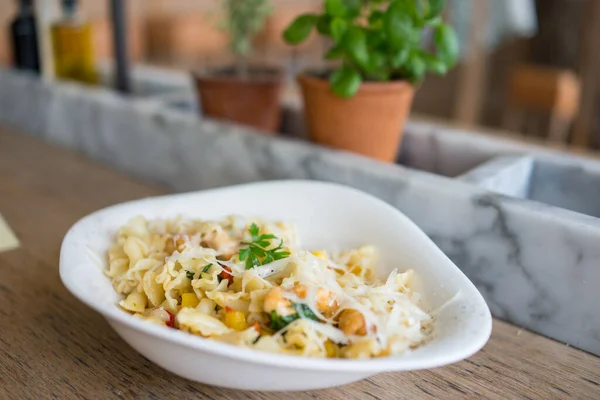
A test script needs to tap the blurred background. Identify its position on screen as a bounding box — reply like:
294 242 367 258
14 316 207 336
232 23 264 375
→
1 0 599 149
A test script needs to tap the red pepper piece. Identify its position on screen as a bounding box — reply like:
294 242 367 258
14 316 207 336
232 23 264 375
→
220 266 234 285
166 310 175 328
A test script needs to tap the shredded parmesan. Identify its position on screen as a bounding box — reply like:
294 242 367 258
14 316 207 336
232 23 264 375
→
107 215 433 359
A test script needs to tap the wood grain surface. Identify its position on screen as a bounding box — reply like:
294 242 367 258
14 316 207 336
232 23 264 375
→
1 127 599 400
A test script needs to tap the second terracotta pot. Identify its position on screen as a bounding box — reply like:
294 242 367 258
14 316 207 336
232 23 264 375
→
298 74 415 162
193 67 283 133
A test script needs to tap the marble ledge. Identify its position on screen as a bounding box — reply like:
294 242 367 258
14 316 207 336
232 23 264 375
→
1 68 600 357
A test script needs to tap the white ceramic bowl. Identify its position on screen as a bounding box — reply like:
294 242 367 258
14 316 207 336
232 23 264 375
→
60 180 491 391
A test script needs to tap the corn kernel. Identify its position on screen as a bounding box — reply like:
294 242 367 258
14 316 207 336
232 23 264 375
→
224 310 248 331
312 250 327 260
181 293 200 308
324 340 338 358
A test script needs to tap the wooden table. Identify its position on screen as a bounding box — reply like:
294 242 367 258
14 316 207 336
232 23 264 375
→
1 127 599 399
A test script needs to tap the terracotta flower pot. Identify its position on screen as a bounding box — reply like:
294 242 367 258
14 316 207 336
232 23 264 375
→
193 67 283 133
298 74 415 162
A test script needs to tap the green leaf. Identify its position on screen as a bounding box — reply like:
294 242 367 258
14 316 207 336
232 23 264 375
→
269 311 296 331
329 65 362 98
293 303 320 321
269 303 320 331
272 239 284 251
249 245 266 257
325 0 347 18
343 27 369 68
368 10 385 27
434 23 459 66
391 0 421 22
345 0 364 18
427 0 446 20
245 253 260 270
325 44 344 60
390 48 410 69
420 51 447 74
366 51 388 80
202 263 213 273
256 240 270 248
263 253 274 264
283 14 319 44
316 14 332 35
272 251 291 260
406 53 426 82
408 29 423 46
239 225 291 269
185 270 195 280
248 223 260 239
330 18 348 41
384 3 414 50
366 29 386 49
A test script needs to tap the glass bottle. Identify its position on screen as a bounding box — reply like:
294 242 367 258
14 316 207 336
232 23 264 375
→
51 0 97 84
10 0 41 74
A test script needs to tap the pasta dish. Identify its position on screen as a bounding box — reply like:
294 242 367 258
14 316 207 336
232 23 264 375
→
106 216 432 359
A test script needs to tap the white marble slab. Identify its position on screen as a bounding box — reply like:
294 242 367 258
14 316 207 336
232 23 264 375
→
458 156 534 198
1 68 600 356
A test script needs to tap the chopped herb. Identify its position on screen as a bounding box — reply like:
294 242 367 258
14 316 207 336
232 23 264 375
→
202 263 213 273
185 270 195 280
239 223 291 270
269 311 297 331
293 303 319 321
269 302 320 331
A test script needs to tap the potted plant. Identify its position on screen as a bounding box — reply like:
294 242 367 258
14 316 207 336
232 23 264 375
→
283 0 458 161
193 0 283 133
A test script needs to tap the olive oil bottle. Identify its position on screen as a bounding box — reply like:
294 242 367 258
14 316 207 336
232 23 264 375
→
51 0 97 84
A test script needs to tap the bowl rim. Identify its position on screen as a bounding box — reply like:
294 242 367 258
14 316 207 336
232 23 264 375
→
59 180 492 373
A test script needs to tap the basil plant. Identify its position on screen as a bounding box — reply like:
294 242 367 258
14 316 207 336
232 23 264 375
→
283 0 459 98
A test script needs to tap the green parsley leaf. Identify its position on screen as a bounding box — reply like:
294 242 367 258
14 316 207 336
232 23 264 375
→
239 247 249 261
202 263 213 274
239 225 291 269
249 223 260 240
185 270 195 280
273 251 291 260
